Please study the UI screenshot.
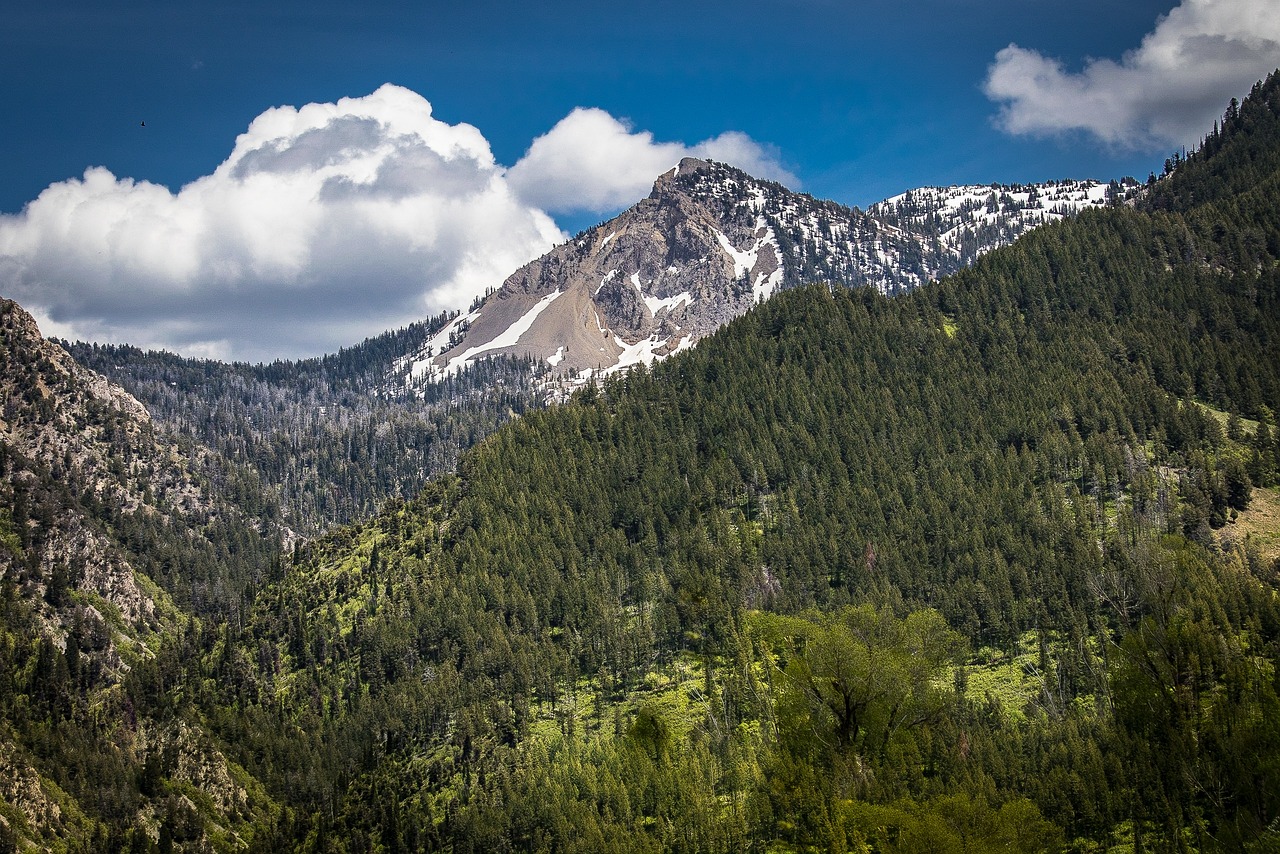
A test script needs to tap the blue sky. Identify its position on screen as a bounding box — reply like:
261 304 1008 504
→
2 0 1278 360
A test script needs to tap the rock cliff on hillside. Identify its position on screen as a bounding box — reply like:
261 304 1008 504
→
1 295 286 658
0 297 279 848
2 298 176 645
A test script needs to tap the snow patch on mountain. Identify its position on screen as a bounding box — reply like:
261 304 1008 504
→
603 333 695 376
404 306 480 381
596 269 620 294
715 229 756 278
434 289 564 376
643 291 693 315
756 264 783 303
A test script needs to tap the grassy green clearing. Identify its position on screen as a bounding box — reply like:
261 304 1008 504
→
1229 485 1280 563
1192 400 1262 436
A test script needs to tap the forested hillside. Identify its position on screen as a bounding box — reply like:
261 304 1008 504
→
0 299 284 852
65 317 544 534
177 75 1278 852
5 74 1280 853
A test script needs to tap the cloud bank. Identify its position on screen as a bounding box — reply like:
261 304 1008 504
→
0 86 789 361
507 107 798 214
984 0 1280 149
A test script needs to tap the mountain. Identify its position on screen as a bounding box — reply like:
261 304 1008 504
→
0 299 282 850
147 77 1274 852
404 158 1132 387
69 168 1128 538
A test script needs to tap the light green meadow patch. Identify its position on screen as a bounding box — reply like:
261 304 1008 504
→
960 632 1047 724
525 652 714 749
1191 400 1261 436
1231 485 1280 563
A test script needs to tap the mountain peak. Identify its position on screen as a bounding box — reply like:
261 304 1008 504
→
674 156 714 174
652 157 736 196
395 163 1121 394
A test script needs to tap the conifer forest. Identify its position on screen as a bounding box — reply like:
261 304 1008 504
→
3 74 1280 853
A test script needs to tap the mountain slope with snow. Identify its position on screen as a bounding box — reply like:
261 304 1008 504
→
399 159 1137 390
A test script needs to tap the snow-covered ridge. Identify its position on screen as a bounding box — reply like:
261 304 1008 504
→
868 179 1136 266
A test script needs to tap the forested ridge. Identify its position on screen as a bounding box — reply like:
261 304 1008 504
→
64 314 545 535
3 74 1280 852
0 297 285 853
210 74 1280 852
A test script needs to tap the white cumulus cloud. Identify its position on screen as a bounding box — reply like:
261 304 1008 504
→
0 86 792 361
507 107 798 214
984 0 1280 149
0 85 565 362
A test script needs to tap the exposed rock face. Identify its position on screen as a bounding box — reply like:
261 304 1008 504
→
1 299 163 644
0 297 280 849
0 738 89 847
0 297 253 665
139 719 258 823
401 159 1128 389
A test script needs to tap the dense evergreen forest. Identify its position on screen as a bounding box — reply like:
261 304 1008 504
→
65 315 544 535
3 74 1280 852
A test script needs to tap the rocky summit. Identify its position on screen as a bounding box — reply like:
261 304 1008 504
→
397 158 1130 390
